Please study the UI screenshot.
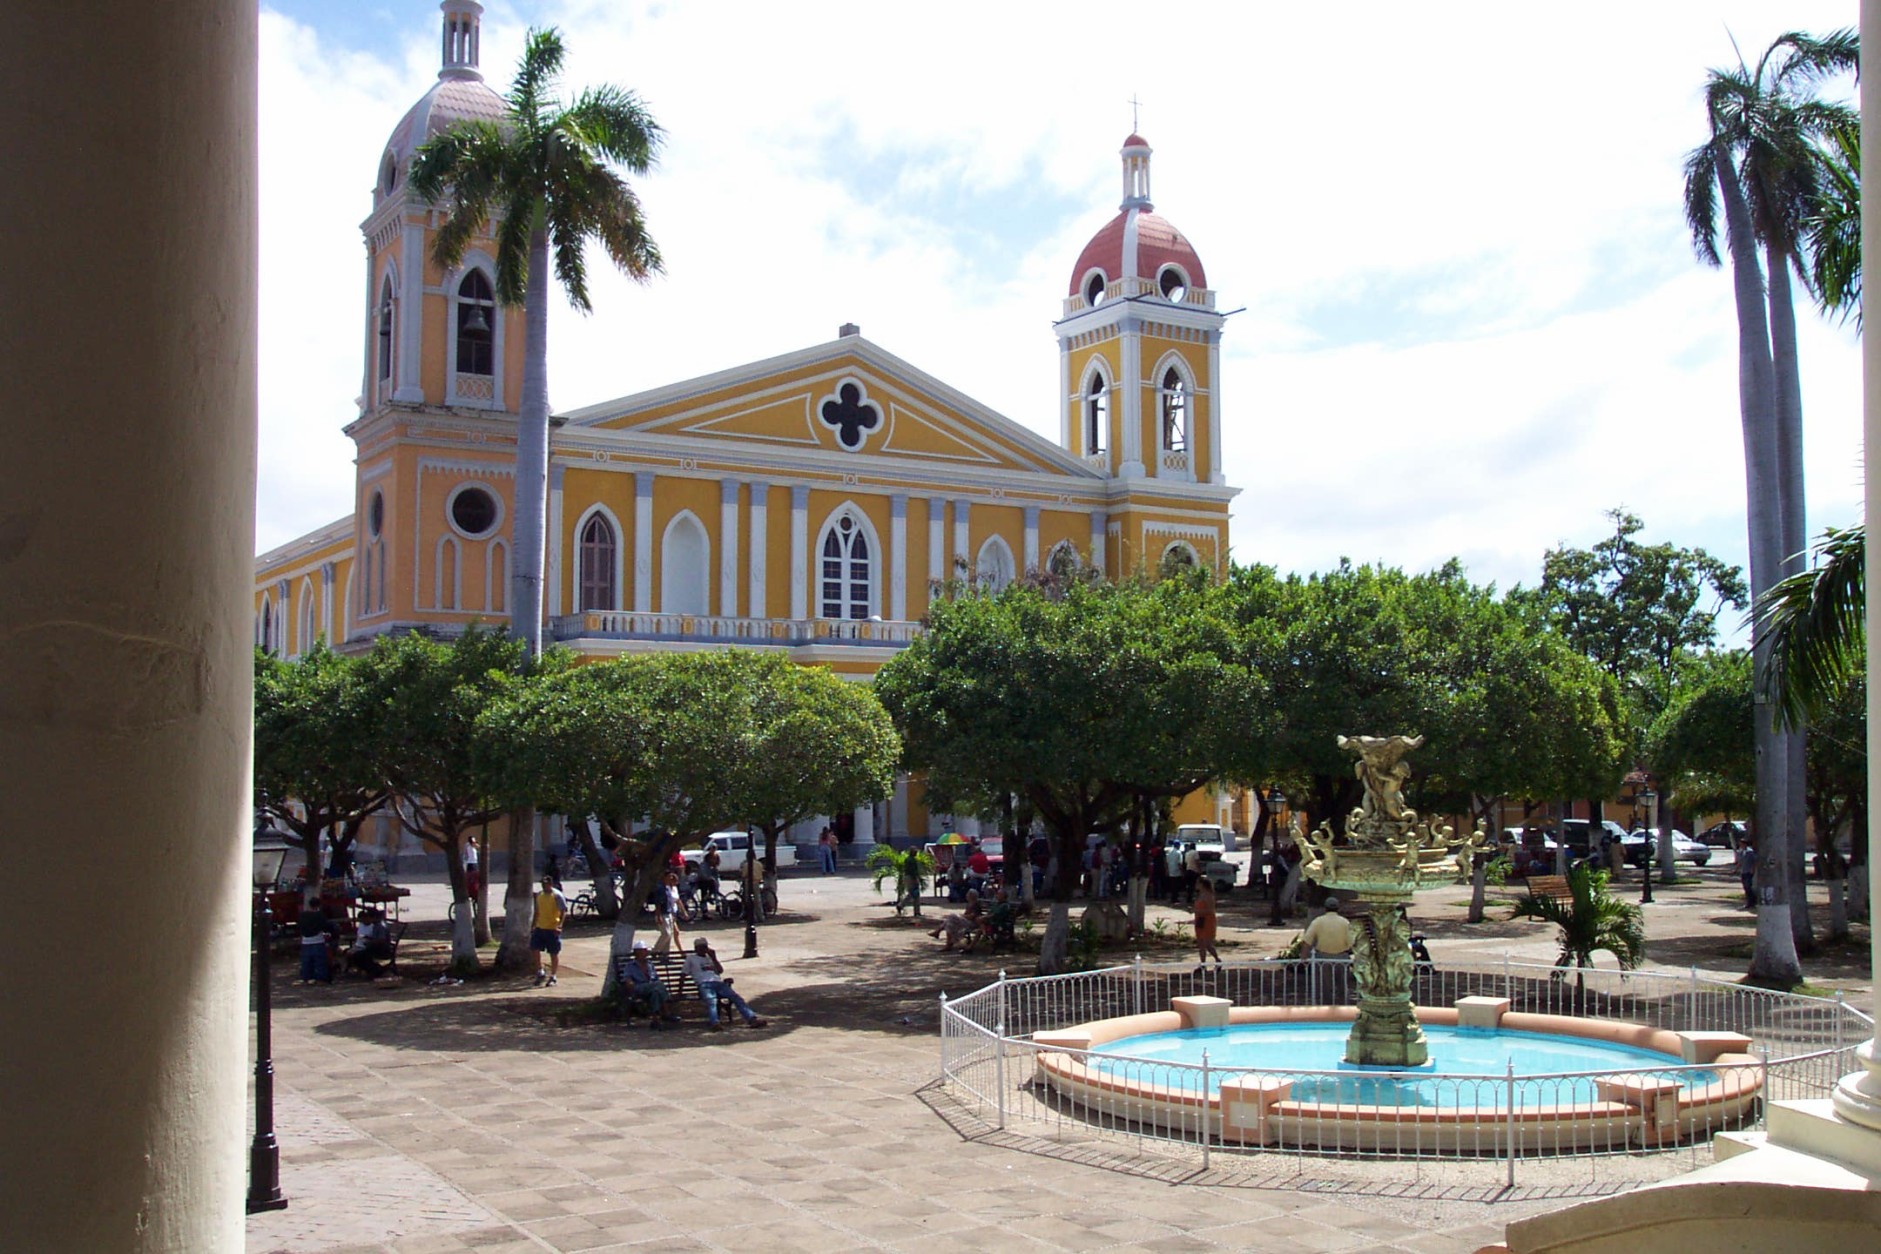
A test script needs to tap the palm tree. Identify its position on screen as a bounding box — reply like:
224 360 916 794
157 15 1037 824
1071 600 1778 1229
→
867 845 936 918
1510 865 1645 1000
1802 119 1860 324
1683 28 1854 982
1758 523 1865 730
411 28 663 658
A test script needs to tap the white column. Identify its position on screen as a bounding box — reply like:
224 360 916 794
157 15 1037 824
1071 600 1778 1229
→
393 220 425 403
889 494 908 620
1058 345 1072 448
320 561 334 642
718 478 739 618
633 471 654 613
3 3 254 1246
1207 331 1225 485
1089 510 1108 573
1023 505 1040 573
928 496 946 588
1119 319 1144 478
545 463 565 617
892 774 910 840
748 483 769 619
852 803 876 849
953 497 970 573
359 243 376 415
789 484 809 620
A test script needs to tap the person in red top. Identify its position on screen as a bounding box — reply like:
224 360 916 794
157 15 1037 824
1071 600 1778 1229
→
966 842 991 892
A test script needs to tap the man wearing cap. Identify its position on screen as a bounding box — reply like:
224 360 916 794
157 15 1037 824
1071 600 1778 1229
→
683 938 767 1031
620 938 677 1028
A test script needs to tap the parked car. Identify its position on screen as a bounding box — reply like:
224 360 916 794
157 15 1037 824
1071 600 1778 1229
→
1558 819 1629 859
683 831 797 876
1165 836 1238 891
1621 828 1710 867
1174 823 1236 855
1698 820 1747 849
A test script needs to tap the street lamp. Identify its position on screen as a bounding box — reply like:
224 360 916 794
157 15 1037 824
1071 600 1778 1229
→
1638 790 1658 905
1265 789 1289 927
248 837 292 1214
742 830 760 961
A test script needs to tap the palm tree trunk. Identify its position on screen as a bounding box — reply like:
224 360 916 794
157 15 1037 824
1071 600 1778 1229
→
511 225 552 656
1716 151 1802 985
1766 245 1815 956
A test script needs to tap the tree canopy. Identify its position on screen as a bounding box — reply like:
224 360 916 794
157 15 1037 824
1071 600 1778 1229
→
253 643 391 879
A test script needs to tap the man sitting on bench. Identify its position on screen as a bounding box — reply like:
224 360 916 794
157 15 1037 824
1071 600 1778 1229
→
348 907 394 978
620 939 679 1029
683 938 767 1031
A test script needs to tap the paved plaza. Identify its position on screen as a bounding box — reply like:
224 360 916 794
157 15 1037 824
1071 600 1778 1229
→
249 861 1871 1254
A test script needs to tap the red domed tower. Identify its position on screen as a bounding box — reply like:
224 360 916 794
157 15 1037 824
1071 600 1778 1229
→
1057 134 1224 486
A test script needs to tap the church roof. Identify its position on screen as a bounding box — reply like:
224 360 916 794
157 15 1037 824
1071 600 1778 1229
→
1068 209 1207 295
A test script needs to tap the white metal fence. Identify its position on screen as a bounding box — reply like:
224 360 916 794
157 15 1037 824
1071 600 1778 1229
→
938 958 1870 1184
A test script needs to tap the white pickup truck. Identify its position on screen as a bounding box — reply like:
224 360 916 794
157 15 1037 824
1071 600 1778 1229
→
682 831 796 875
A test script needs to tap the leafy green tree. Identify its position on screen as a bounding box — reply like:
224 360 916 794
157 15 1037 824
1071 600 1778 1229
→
1226 560 1623 847
1514 510 1745 881
411 28 662 657
1647 649 1755 818
1803 668 1865 937
366 628 533 971
876 578 1266 973
253 644 390 886
1510 864 1646 999
1683 28 1855 983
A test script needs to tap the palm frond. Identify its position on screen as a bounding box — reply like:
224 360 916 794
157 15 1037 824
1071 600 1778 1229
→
560 86 663 173
1683 142 1724 267
1756 523 1865 728
492 193 534 306
508 28 566 130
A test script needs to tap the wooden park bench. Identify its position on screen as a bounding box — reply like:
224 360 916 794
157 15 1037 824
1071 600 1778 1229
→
1522 875 1574 907
609 950 699 1024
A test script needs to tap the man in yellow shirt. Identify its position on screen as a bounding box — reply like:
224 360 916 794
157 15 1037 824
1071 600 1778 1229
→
531 874 568 987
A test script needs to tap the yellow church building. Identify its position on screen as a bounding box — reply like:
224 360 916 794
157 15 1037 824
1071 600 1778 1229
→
255 1 1241 851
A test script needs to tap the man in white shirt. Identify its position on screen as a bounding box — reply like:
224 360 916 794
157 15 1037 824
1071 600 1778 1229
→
683 938 767 1031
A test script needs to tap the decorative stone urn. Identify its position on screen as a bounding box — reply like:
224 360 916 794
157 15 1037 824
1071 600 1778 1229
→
1291 734 1487 1068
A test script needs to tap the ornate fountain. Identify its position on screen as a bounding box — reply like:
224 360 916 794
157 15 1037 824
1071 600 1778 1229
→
1293 734 1487 1067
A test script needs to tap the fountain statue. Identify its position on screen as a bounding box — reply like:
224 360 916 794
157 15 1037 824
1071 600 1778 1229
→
1294 734 1487 1067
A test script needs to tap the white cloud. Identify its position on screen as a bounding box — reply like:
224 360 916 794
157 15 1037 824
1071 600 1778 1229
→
259 1 1864 617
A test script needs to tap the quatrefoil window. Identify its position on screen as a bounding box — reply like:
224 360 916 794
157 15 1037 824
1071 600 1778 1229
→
818 380 882 451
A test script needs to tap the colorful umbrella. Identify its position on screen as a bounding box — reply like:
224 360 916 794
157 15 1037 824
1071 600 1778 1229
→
937 832 972 845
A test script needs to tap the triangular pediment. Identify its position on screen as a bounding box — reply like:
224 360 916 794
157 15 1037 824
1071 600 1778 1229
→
559 338 1095 478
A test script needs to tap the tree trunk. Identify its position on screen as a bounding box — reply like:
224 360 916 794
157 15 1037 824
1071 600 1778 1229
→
574 820 619 919
1716 151 1801 985
442 837 477 971
495 806 537 970
472 820 492 946
601 860 663 1000
1037 899 1072 975
510 226 552 656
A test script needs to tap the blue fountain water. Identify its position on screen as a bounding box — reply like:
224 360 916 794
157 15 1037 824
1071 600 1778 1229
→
1089 1024 1714 1108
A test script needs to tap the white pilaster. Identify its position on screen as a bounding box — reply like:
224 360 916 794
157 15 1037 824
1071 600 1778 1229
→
889 494 908 620
393 220 425 403
1058 345 1072 448
359 243 376 415
928 496 946 590
1089 511 1108 572
1119 318 1144 478
748 482 769 619
718 478 739 618
892 774 910 840
633 471 654 613
957 815 981 839
320 561 334 642
852 804 876 848
546 463 565 617
1207 332 1225 485
1023 506 1040 572
789 485 809 620
953 498 970 573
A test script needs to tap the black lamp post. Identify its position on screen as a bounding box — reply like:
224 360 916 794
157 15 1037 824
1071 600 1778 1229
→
742 829 760 960
1264 789 1289 927
248 839 292 1214
1637 790 1657 905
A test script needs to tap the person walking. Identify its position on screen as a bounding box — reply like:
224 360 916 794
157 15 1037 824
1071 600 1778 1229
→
1737 838 1758 910
1192 876 1221 970
530 874 567 986
818 825 838 875
655 870 684 953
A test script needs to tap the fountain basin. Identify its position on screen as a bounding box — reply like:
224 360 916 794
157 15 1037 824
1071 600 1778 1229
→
1032 1003 1764 1152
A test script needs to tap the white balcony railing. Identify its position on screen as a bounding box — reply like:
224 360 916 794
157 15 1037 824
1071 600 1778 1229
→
1159 448 1192 479
550 612 923 647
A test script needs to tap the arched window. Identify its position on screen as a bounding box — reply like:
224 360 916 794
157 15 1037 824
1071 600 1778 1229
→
578 513 617 611
1084 370 1108 455
455 270 494 377
1160 367 1188 452
975 536 1015 593
1159 543 1199 578
436 537 459 610
1046 541 1080 579
660 512 710 616
820 511 871 620
259 597 272 653
376 276 394 384
298 580 317 652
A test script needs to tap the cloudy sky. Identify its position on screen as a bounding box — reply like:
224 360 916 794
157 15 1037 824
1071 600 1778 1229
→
258 1 1863 629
